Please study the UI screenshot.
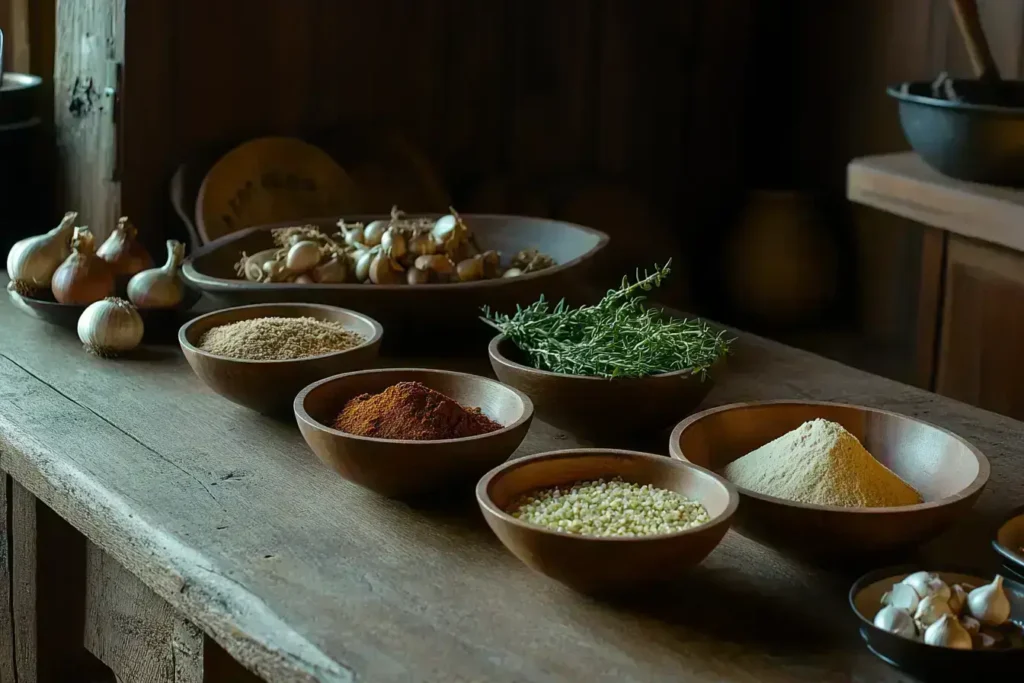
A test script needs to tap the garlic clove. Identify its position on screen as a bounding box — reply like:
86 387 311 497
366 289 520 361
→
882 583 920 614
406 267 432 285
408 233 437 257
966 575 1012 626
52 227 116 305
502 267 524 278
312 257 348 284
481 250 501 279
77 297 144 357
7 211 78 295
127 240 185 309
873 606 917 640
294 274 315 285
368 254 404 285
456 255 484 282
381 226 407 260
364 220 388 247
923 614 972 650
903 572 950 602
97 216 153 276
914 594 953 628
354 250 374 283
960 615 981 635
285 240 321 273
948 583 968 616
415 254 454 276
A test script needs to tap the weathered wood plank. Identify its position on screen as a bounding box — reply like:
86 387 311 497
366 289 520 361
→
0 475 15 682
85 542 203 683
0 281 1022 681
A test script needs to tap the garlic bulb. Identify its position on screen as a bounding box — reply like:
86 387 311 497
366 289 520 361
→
285 240 321 273
97 216 153 276
406 267 431 285
77 298 144 357
381 226 407 259
914 594 953 627
903 572 950 602
415 254 454 276
882 583 920 614
337 220 365 247
873 606 916 639
502 267 524 278
456 255 484 282
354 250 374 283
312 257 348 284
7 212 77 295
481 250 501 279
127 240 186 309
368 254 404 285
407 233 436 256
923 614 972 650
363 220 388 247
966 575 1011 626
52 227 115 305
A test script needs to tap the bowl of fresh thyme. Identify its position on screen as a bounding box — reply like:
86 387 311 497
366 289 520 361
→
483 263 731 438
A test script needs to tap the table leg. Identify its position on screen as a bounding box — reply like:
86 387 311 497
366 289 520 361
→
915 227 948 391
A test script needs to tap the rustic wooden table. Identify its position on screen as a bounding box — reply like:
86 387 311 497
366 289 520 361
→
0 275 1021 683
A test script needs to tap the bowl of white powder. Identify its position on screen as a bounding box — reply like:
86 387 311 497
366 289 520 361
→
668 400 990 559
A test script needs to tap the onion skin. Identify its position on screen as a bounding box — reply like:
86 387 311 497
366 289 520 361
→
7 211 77 294
77 297 144 357
52 228 115 305
97 217 153 276
127 240 185 309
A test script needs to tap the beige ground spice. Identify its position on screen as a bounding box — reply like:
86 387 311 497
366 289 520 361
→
198 316 363 360
723 419 922 508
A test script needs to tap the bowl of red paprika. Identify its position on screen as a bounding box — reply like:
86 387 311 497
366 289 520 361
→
294 368 534 498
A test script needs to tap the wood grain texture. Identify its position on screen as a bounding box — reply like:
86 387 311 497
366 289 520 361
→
848 152 1024 253
915 227 948 391
0 475 15 682
0 281 1022 681
85 542 203 683
936 235 1024 420
54 0 124 243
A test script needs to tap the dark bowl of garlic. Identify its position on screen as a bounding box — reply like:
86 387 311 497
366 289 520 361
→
850 566 1024 677
180 209 608 351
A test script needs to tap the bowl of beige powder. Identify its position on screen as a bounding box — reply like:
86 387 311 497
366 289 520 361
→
668 401 990 559
179 303 383 415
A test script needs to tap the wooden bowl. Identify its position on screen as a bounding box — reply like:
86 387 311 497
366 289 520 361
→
476 449 738 594
488 335 720 439
8 285 202 341
850 566 1024 678
994 506 1024 581
669 401 990 559
180 214 608 352
294 369 533 498
179 303 382 415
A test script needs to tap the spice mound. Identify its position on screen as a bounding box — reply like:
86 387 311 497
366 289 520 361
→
198 316 363 361
723 419 921 508
332 381 502 440
509 477 710 537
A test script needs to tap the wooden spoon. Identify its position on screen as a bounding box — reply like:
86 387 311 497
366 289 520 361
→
950 0 1000 83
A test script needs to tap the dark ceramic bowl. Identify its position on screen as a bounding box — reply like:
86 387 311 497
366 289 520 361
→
994 506 1024 582
850 565 1024 680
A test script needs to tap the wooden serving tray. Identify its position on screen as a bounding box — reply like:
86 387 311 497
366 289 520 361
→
181 214 609 352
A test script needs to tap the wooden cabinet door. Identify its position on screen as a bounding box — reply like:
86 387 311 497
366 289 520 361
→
936 235 1024 420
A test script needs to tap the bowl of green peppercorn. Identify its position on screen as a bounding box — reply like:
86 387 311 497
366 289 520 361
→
484 263 731 439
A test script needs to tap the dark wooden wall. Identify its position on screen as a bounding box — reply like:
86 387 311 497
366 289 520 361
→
49 0 754 305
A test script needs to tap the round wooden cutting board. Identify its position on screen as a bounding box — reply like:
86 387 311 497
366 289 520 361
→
195 137 361 243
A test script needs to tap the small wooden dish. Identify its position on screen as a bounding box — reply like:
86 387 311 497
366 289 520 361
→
850 566 1024 678
476 449 738 594
994 506 1024 581
488 335 720 439
669 401 990 559
179 303 382 415
8 285 201 341
294 368 533 498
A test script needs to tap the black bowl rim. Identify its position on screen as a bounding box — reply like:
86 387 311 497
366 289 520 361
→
475 448 740 543
887 82 1024 116
293 367 535 445
669 399 991 514
178 302 384 364
849 563 1024 659
993 505 1024 572
487 334 723 382
181 212 610 291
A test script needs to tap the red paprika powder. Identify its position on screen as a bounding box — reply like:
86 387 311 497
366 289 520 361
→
332 381 502 440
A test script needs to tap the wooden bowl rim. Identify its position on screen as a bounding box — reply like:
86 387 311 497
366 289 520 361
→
668 399 991 514
994 505 1024 569
177 302 383 364
293 367 534 445
181 213 610 292
849 563 1024 658
475 448 739 543
487 334 718 382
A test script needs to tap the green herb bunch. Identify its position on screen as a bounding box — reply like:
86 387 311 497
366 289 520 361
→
481 262 731 379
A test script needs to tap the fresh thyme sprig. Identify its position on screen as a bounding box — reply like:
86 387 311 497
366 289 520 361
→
481 262 732 378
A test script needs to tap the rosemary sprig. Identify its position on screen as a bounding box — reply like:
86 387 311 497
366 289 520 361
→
481 262 732 379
